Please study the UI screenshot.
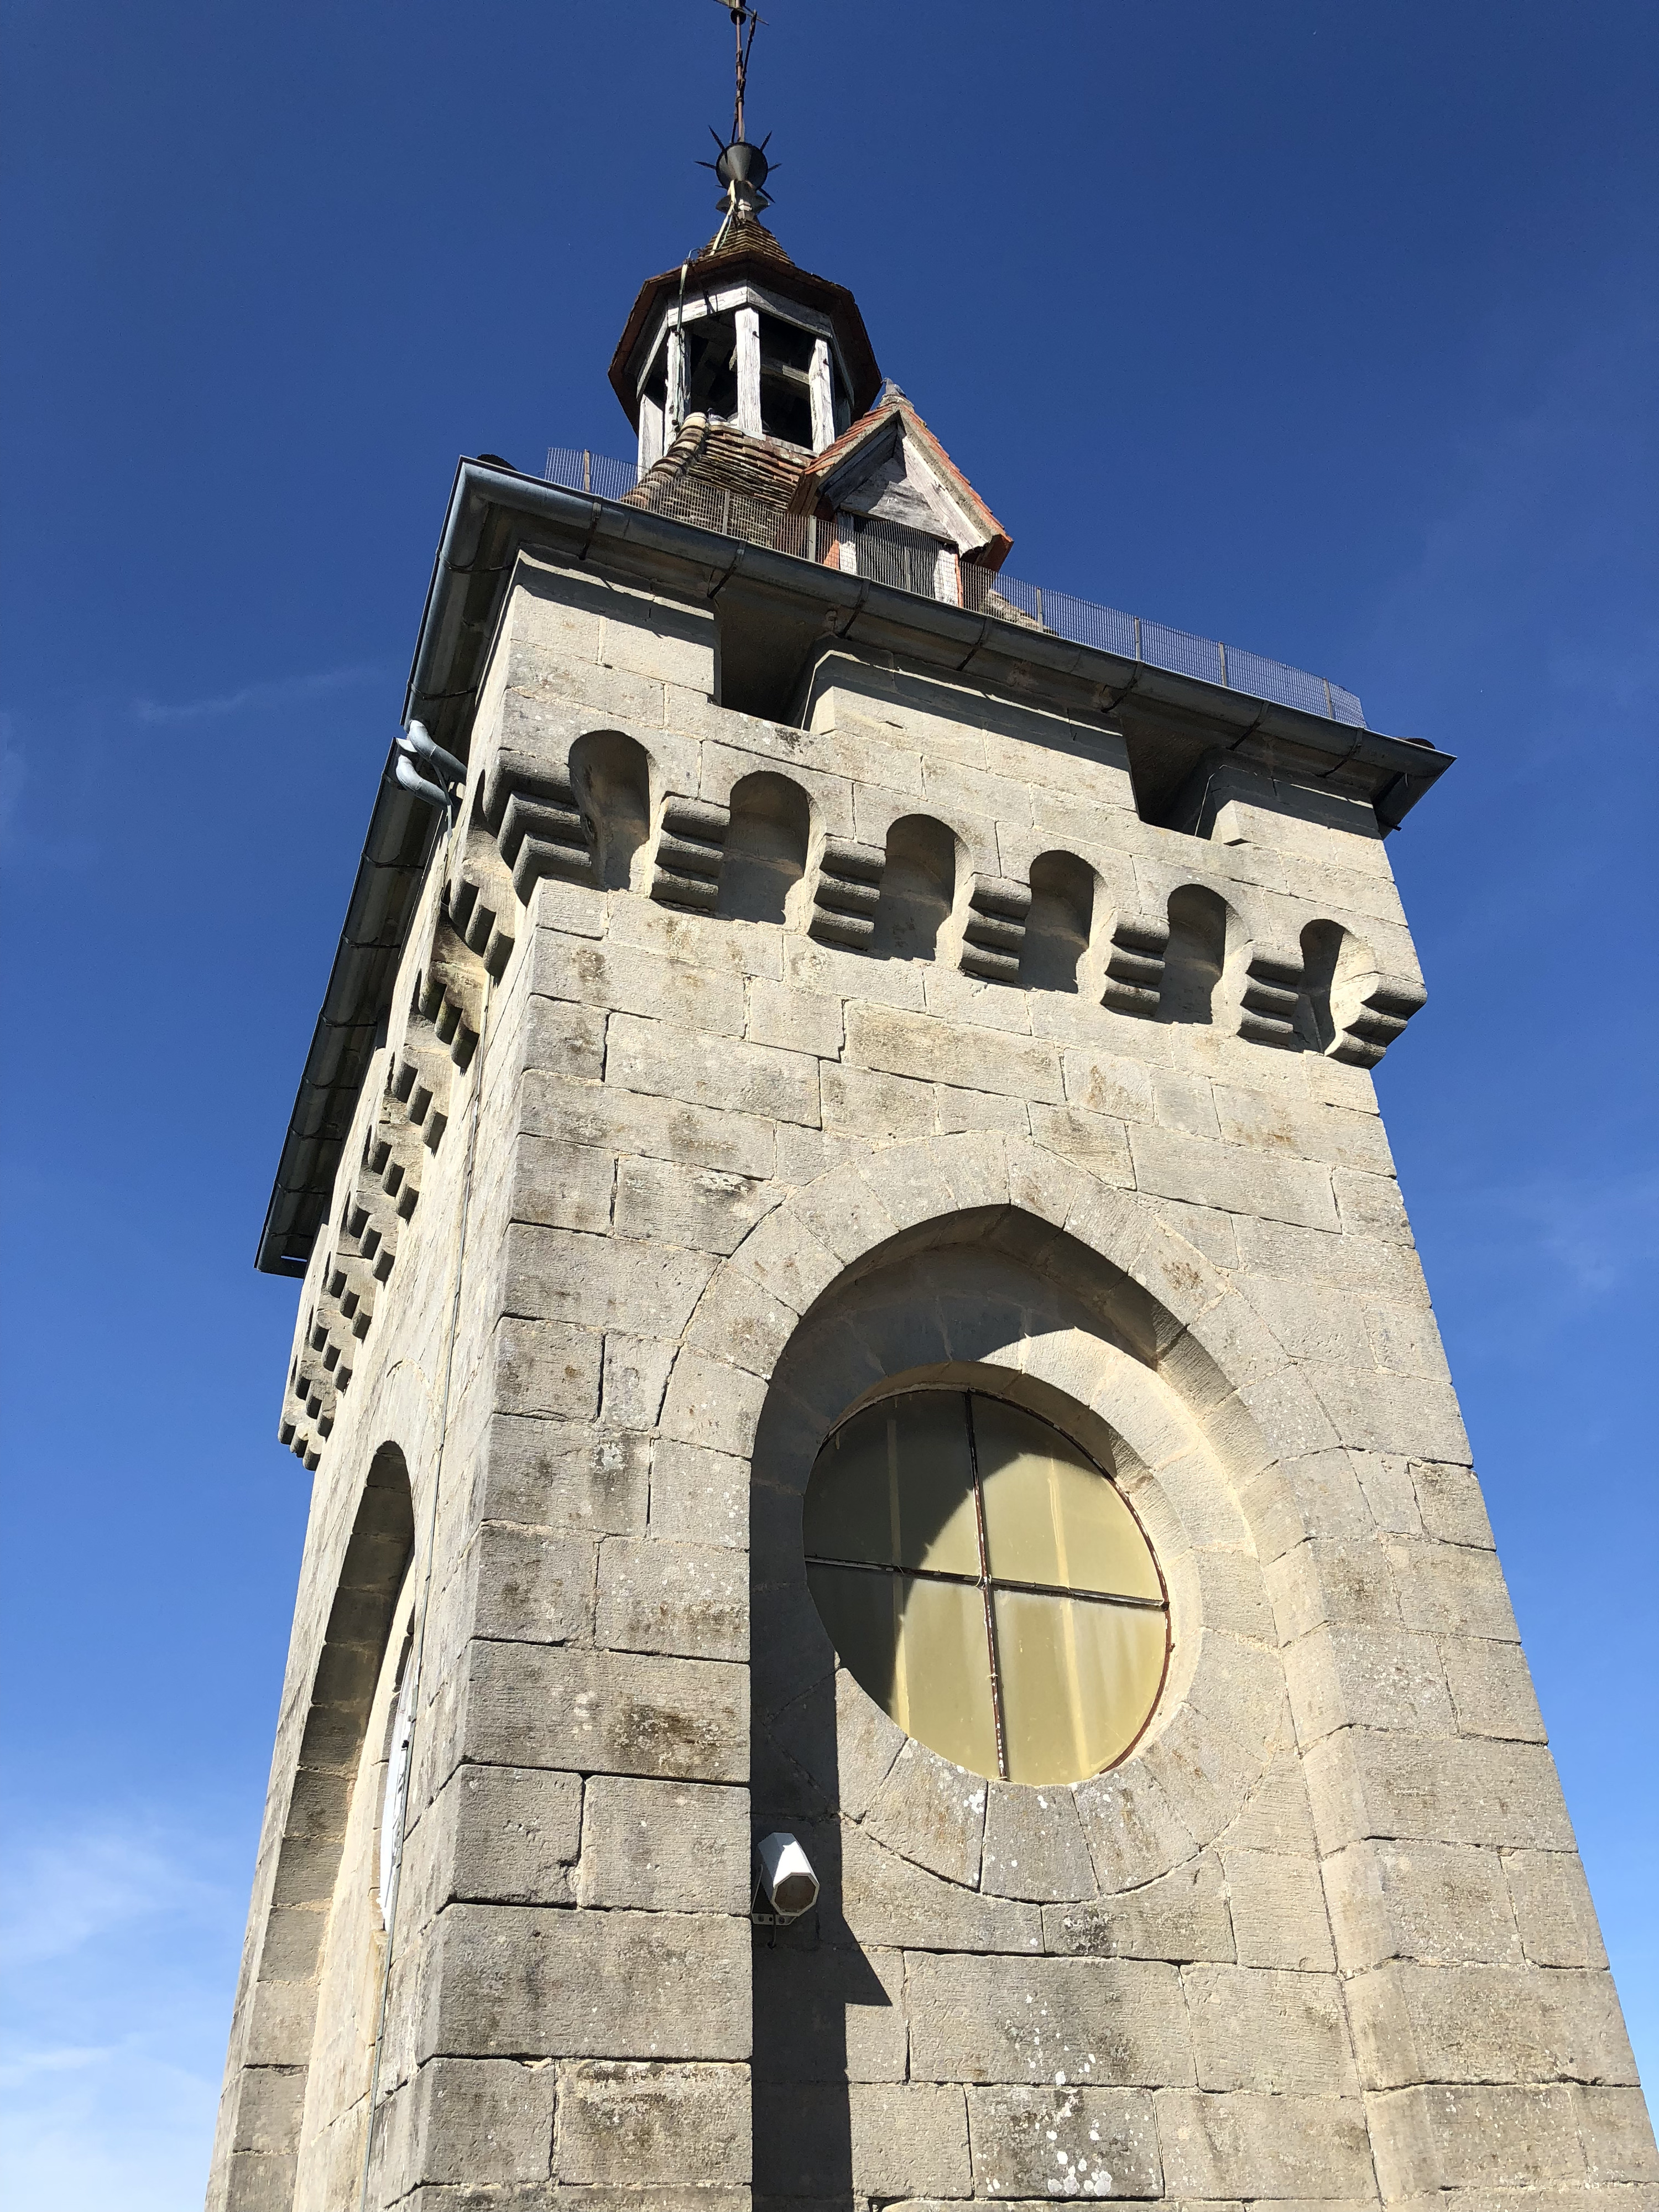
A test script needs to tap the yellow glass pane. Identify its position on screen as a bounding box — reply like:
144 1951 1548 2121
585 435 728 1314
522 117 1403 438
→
974 1397 1161 1601
803 1401 896 1565
807 1564 999 1779
891 1392 980 1578
804 1392 978 1577
807 1563 900 1712
894 1574 1000 1778
994 1588 1167 1785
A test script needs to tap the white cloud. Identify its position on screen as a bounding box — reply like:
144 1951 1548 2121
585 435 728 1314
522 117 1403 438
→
0 1825 223 1971
132 661 384 724
0 1811 247 2210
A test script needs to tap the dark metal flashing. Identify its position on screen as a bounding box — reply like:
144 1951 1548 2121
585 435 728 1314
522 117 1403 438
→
257 457 1454 1276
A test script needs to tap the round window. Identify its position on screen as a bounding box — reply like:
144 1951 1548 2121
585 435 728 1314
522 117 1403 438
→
804 1389 1169 1786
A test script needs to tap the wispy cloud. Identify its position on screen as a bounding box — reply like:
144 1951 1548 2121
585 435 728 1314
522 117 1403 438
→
132 661 385 725
0 1809 247 2210
1499 1167 1659 1300
0 1823 225 1971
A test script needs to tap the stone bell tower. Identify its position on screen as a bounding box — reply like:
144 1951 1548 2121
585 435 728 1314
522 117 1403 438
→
209 85 1653 2212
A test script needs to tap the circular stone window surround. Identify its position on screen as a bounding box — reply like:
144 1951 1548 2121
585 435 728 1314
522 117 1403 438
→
757 1291 1287 1907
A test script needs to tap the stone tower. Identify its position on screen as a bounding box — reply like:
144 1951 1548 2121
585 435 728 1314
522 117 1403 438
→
209 137 1653 2212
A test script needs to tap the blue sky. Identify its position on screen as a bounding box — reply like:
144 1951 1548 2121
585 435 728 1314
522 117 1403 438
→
1 1 1654 2200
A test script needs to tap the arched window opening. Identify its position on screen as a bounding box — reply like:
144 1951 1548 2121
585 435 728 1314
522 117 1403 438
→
719 772 811 925
1159 884 1231 1025
571 732 653 892
1298 917 1378 1055
870 815 956 963
1020 852 1095 994
377 1630 417 1924
682 310 740 422
804 1389 1168 1786
227 1445 414 2210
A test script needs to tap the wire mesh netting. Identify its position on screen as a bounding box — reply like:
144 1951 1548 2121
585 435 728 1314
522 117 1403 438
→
542 446 1365 727
543 446 640 503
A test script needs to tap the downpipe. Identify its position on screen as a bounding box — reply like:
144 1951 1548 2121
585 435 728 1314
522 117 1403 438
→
393 719 466 809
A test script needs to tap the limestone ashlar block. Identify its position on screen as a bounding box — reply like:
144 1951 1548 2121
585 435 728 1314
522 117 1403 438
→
488 1317 603 1425
646 1438 747 1550
462 1522 597 1647
1320 1838 1519 1973
606 1011 822 1128
1284 1624 1457 1742
1211 1079 1396 1173
1182 1963 1357 2094
1219 1849 1337 1970
605 885 784 982
747 974 844 1058
1348 1959 1639 2091
453 1637 747 1785
682 1262 801 1379
1217 1746 1322 1861
907 1953 1193 2086
1368 2081 1588 2192
1304 1726 1574 1854
597 1333 675 1432
967 2083 1163 2200
517 974 608 1068
1411 1457 1496 1549
574 1776 749 1915
425 1765 582 1909
419 1903 748 2063
820 1059 938 1144
1026 1102 1134 1184
861 1738 987 1887
1044 1856 1234 1966
400 2055 557 2188
980 1781 1096 1903
844 1000 1066 1104
829 1822 1042 1957
222 2146 296 2211
521 1067 776 1181
507 1138 615 1236
1128 1122 1339 1233
229 2063 305 2156
1385 1536 1518 1640
752 2080 971 2200
612 1155 771 1256
531 927 747 1039
1152 2087 1374 2197
750 1940 909 2083
1575 2084 1659 2184
1441 1634 1548 1742
658 1349 769 1462
497 1225 717 1343
1071 1761 1200 1896
554 2060 750 2187
1331 1163 1415 1242
595 1535 748 1662
1505 1848 1610 1969
471 1415 649 1538
1266 1535 1406 1642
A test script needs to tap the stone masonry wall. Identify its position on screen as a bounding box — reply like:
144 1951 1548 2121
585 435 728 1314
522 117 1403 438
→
209 546 1655 2212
